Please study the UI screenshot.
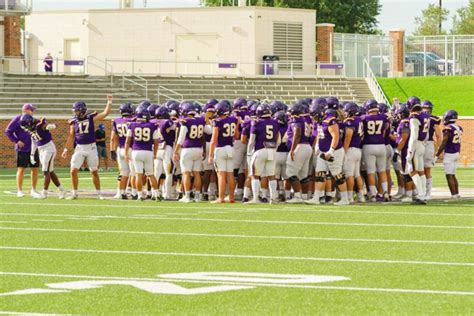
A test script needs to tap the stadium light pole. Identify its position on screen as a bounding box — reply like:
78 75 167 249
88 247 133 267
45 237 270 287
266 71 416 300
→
439 0 442 34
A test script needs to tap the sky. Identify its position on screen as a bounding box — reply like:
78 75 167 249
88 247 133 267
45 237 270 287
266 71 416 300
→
31 0 469 35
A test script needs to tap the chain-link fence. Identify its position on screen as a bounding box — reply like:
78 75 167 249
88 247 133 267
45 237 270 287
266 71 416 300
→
405 35 474 77
332 33 392 78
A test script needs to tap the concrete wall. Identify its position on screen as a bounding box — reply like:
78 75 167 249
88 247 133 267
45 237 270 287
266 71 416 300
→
0 17 4 56
26 6 316 76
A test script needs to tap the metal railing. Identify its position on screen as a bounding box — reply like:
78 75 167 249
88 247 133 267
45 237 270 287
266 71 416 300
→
86 56 114 84
0 0 32 15
0 56 86 74
157 86 183 103
122 72 148 99
362 59 390 104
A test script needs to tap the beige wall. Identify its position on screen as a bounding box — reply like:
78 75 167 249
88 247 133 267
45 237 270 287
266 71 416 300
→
0 17 4 57
26 6 316 76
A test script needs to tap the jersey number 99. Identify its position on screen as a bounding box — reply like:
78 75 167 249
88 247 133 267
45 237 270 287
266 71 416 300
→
134 127 151 142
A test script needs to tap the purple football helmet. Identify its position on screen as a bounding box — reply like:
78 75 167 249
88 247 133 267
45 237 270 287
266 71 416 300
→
443 110 458 124
312 97 327 108
248 101 260 116
135 106 150 121
422 100 434 112
396 103 410 120
378 103 389 114
166 100 180 116
216 100 231 117
289 101 305 117
364 99 379 112
155 106 170 120
274 111 287 125
22 103 36 112
139 100 152 109
119 103 133 117
407 96 421 108
147 104 160 117
325 108 338 118
180 101 196 117
325 96 339 110
19 114 36 131
204 99 218 113
357 106 366 117
256 104 272 118
270 100 287 114
72 101 87 118
344 102 359 117
302 97 313 106
233 97 248 110
309 103 325 121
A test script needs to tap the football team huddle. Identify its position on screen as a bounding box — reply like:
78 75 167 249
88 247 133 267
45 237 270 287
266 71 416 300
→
6 94 463 205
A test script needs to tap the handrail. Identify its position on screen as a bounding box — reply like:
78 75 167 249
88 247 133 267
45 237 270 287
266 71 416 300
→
122 71 148 99
157 85 183 103
362 59 390 105
86 56 114 76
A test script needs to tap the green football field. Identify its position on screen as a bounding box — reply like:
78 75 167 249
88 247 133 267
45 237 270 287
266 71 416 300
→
377 76 474 116
0 167 473 314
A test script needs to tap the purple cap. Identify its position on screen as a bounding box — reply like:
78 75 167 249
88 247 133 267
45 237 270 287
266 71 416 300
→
22 103 36 112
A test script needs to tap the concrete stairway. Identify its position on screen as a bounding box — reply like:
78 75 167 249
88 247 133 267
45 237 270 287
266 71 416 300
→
0 74 375 117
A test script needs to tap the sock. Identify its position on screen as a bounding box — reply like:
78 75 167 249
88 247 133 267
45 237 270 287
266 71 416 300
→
295 191 302 199
369 185 377 197
411 174 422 198
426 178 432 197
185 191 191 199
235 188 243 196
72 189 77 196
420 175 427 198
251 179 260 201
208 182 217 195
131 188 137 196
120 189 125 194
261 188 268 199
340 191 348 202
302 193 308 200
57 185 64 191
42 189 48 196
357 191 364 201
406 190 413 198
195 192 201 200
243 187 251 199
381 181 388 193
269 180 278 200
329 191 336 198
397 186 404 194
313 190 322 200
347 191 354 201
285 190 291 199
96 190 102 196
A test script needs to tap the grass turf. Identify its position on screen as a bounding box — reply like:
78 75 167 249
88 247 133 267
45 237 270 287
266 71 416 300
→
0 167 473 314
377 76 474 116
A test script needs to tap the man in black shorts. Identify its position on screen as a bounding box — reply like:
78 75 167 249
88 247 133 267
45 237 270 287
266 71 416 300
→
4 103 41 197
95 123 109 171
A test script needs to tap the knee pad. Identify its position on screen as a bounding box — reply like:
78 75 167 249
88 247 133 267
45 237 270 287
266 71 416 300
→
326 173 333 180
288 175 299 183
335 173 346 186
403 174 413 183
233 169 240 178
117 175 122 181
315 171 326 183
159 174 166 181
173 175 182 182
301 177 311 184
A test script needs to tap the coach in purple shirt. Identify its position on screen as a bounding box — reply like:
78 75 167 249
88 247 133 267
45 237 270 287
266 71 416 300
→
4 103 40 197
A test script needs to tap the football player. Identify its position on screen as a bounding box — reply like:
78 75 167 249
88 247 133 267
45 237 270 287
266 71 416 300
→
361 99 389 201
208 100 239 203
246 104 280 204
202 99 219 201
110 102 135 200
154 106 176 200
274 111 289 201
20 114 66 199
124 106 160 201
285 101 313 204
232 97 250 200
406 96 429 204
61 95 112 200
435 110 463 201
173 102 206 203
421 100 442 200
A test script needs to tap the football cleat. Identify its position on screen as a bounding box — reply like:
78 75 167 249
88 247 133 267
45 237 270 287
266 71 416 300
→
66 194 78 200
131 195 138 200
179 196 193 203
16 191 25 198
30 191 42 199
112 193 121 199
242 197 250 203
286 197 304 204
98 195 105 200
401 196 413 203
121 194 128 200
304 197 321 205
202 194 209 202
211 199 225 204
244 199 260 204
334 200 350 206
412 198 427 205
58 190 66 199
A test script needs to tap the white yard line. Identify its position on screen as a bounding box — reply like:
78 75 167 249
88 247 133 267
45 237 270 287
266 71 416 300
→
0 226 471 245
0 201 471 217
0 221 28 224
0 246 472 267
0 312 64 316
0 212 472 230
0 271 472 296
32 220 64 223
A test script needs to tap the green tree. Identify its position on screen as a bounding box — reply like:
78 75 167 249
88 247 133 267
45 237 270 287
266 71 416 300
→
451 0 474 34
201 0 381 34
414 3 449 35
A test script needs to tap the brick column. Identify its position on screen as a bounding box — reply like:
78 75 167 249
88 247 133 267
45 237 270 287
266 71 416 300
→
4 16 21 56
316 23 335 63
389 29 405 77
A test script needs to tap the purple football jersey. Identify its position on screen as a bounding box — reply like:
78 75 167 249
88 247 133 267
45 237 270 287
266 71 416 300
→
427 115 441 141
390 119 399 148
129 121 158 151
286 117 311 149
277 124 289 152
251 118 279 151
159 119 176 147
396 119 410 155
318 115 343 152
4 115 32 152
112 117 132 148
241 118 252 139
311 120 319 146
362 113 388 145
444 124 463 154
213 116 238 147
409 112 429 141
29 118 53 147
344 117 363 149
70 112 97 145
181 116 206 148
234 110 251 133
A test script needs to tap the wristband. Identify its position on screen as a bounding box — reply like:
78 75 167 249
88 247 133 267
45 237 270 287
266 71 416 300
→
63 148 68 152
